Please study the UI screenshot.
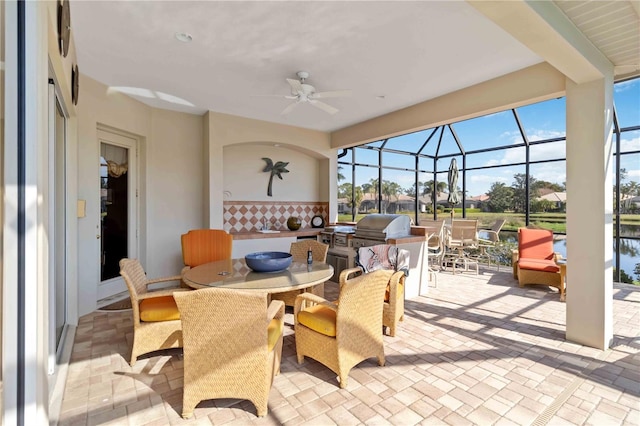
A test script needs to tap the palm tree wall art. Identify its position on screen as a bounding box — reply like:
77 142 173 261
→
262 158 289 197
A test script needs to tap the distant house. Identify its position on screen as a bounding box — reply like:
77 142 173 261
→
621 195 640 213
539 191 567 209
467 194 489 210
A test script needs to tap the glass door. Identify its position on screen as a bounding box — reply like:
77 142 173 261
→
98 129 137 300
100 143 130 281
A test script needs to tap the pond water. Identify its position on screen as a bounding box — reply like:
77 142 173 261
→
498 231 639 280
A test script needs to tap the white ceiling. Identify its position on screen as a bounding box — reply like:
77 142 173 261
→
71 1 639 133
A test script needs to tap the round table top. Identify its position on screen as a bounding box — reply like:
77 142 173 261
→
182 258 334 292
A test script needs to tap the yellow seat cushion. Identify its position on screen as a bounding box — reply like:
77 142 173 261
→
267 318 283 352
297 304 337 337
139 296 180 322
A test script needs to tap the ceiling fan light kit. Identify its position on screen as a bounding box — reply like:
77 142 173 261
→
276 71 351 116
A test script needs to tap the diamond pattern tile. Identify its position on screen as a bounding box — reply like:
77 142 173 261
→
223 202 329 232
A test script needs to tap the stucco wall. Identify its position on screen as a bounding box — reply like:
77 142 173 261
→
77 76 204 313
223 143 320 201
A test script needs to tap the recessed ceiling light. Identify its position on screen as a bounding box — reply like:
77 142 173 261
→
175 32 193 43
274 144 281 147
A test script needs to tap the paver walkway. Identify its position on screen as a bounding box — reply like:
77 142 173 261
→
56 267 640 425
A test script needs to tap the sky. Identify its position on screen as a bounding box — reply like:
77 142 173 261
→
340 77 640 197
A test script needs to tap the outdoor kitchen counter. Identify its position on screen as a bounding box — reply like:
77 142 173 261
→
230 228 321 240
230 228 321 258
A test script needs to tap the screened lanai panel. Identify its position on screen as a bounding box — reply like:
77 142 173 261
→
354 147 378 165
418 156 434 173
436 155 462 176
337 163 352 188
614 79 640 130
451 110 523 152
530 140 566 162
434 126 461 157
355 165 379 214
464 146 526 169
382 168 416 219
382 150 414 169
466 167 504 199
383 129 432 154
620 129 640 153
516 98 566 140
420 132 440 157
619 152 640 239
338 148 353 163
529 161 567 231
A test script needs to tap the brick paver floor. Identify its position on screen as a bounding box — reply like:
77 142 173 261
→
55 267 640 425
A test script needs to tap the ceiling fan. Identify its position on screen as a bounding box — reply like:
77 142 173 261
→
278 71 351 115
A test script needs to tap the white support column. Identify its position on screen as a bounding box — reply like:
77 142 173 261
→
565 76 614 349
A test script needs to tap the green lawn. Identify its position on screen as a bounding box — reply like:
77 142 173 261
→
337 211 640 236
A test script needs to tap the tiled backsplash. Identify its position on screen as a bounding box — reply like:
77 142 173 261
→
223 201 329 233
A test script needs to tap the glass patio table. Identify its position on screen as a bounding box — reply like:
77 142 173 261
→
182 258 334 292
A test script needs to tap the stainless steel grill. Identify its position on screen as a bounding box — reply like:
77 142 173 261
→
354 214 412 242
325 216 411 282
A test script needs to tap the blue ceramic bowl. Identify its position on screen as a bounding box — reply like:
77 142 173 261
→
244 251 293 273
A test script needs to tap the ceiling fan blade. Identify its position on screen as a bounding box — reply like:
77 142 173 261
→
253 94 290 98
311 90 352 99
286 78 303 94
281 101 299 115
309 99 339 115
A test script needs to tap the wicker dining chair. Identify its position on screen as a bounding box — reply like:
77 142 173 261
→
173 288 285 419
339 266 405 337
271 240 329 306
294 269 395 388
119 258 188 366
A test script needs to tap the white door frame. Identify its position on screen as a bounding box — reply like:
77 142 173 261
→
97 128 139 300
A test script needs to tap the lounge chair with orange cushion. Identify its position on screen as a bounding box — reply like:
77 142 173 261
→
512 228 565 300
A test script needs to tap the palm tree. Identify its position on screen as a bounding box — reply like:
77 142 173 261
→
337 166 346 182
422 180 447 198
381 181 402 213
262 158 289 197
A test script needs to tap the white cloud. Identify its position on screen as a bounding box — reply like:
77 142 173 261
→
526 129 565 142
614 80 637 93
621 134 640 152
627 169 640 179
529 162 566 185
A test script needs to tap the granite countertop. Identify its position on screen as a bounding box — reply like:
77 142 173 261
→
231 228 322 240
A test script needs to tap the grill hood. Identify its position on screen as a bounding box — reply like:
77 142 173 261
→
355 214 412 240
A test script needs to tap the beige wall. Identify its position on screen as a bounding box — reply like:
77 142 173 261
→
77 75 205 312
147 109 204 275
223 143 320 202
204 112 335 227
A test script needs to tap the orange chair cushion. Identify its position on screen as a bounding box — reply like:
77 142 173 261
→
181 229 233 268
518 258 559 273
139 296 180 322
519 228 554 260
297 304 337 337
267 318 283 352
